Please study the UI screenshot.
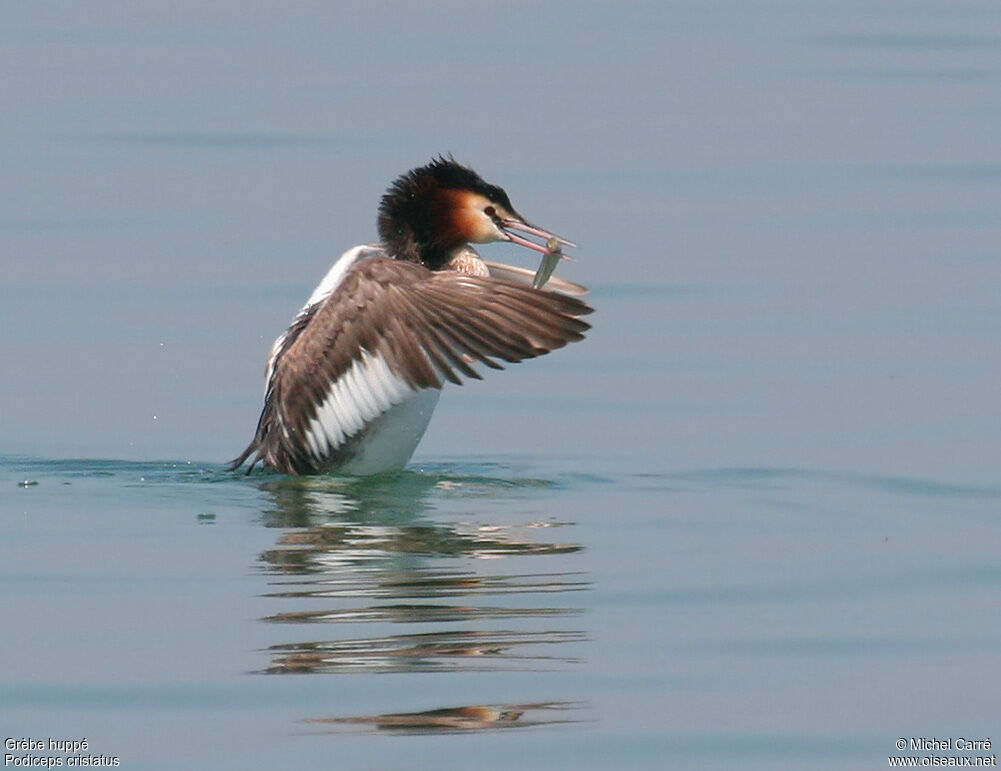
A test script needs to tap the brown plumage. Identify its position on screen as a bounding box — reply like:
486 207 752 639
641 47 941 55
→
230 158 592 475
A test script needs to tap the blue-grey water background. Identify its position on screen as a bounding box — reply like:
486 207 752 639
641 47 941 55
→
3 2 1000 769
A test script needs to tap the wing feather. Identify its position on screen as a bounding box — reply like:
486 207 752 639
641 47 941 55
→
230 256 592 474
484 260 589 296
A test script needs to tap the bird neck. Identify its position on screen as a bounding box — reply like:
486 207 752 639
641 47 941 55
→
442 245 489 276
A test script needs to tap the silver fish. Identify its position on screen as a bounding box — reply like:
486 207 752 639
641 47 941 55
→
533 236 563 289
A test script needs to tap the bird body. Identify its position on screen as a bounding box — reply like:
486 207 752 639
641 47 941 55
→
230 158 592 475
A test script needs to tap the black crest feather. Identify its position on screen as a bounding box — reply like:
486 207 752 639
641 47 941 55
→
378 156 515 268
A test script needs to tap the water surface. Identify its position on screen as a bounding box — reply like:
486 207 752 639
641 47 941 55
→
3 1 1001 769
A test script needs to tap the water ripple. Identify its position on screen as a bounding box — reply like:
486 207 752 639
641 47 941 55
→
261 629 585 675
306 701 585 734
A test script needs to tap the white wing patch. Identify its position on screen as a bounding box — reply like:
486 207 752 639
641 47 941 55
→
305 349 425 459
304 244 385 308
484 260 589 296
265 244 386 386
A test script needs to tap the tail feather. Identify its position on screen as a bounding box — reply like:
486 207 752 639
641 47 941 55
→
226 441 258 473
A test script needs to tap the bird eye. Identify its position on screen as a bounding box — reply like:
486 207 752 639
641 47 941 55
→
484 205 496 218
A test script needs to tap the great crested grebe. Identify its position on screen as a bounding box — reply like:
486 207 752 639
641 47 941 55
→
229 157 592 475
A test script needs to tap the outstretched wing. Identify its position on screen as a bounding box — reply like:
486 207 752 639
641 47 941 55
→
484 260 589 296
230 257 592 474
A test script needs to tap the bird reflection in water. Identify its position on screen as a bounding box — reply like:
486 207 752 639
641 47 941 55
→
306 702 584 735
250 468 589 728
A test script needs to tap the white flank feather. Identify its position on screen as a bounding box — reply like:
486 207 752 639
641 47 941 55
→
304 350 440 473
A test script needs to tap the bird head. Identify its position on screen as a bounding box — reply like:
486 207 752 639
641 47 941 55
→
378 156 573 270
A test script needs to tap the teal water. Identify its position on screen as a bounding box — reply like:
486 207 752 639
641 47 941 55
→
4 1 1001 769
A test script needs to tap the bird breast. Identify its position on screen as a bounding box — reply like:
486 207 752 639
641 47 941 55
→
444 246 490 277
